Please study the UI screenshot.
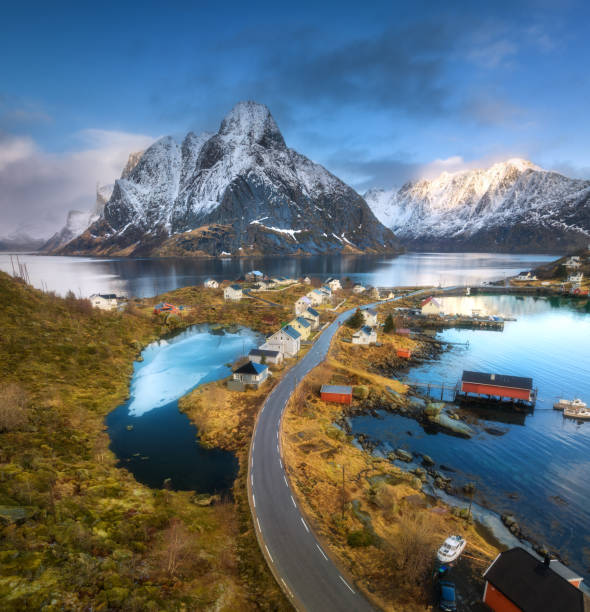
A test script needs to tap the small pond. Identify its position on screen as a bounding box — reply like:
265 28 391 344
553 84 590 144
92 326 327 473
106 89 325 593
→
106 324 262 492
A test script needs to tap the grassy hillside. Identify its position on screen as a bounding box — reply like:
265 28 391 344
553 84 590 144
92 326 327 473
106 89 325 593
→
0 273 285 610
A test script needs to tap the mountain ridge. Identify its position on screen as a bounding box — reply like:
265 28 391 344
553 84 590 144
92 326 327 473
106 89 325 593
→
58 101 401 258
365 158 590 253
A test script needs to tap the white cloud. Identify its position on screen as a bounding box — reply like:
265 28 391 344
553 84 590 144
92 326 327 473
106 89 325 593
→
0 129 154 239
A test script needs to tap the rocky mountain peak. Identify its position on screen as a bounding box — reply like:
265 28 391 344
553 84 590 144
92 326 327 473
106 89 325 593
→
218 101 286 150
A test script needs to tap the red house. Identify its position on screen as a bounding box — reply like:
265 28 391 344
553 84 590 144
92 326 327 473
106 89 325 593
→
153 302 178 315
396 348 412 359
320 385 352 404
483 547 587 612
460 371 534 402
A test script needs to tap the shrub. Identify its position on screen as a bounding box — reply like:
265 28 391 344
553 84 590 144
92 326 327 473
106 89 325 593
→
347 529 377 547
0 383 29 432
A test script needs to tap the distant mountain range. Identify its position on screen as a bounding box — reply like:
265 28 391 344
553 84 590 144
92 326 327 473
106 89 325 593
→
364 159 590 253
54 102 400 257
0 233 45 252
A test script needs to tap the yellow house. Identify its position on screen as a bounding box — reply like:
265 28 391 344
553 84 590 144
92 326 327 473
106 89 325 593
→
288 316 312 340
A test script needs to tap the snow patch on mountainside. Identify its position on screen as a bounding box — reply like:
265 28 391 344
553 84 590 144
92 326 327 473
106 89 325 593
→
365 158 590 252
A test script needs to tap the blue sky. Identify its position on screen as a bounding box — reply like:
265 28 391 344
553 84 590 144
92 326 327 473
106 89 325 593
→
1 0 589 236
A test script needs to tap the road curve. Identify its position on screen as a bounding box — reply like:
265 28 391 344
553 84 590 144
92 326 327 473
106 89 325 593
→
248 292 428 611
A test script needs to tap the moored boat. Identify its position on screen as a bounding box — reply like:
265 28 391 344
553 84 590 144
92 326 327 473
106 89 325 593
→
437 535 467 564
563 406 590 420
554 398 587 411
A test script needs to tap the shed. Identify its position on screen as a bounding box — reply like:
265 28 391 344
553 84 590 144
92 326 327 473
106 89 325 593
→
232 361 269 389
461 371 534 402
396 328 411 337
483 547 588 612
396 348 412 359
320 385 353 405
248 348 283 365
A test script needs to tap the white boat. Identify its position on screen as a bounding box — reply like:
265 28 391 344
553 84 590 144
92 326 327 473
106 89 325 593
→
564 406 590 420
437 535 467 564
553 398 587 411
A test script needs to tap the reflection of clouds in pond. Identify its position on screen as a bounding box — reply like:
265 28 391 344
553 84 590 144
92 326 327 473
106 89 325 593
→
127 327 260 417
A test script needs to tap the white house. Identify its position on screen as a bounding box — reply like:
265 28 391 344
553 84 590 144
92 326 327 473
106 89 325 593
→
352 326 377 345
232 361 269 389
224 284 243 301
203 279 219 289
362 308 378 327
263 325 301 357
295 295 312 315
325 278 342 291
565 256 581 269
320 285 332 298
421 297 444 316
303 276 311 285
515 272 537 282
248 348 283 365
304 307 320 329
307 289 325 306
380 291 395 300
568 272 584 283
352 283 366 294
89 294 117 310
369 287 380 299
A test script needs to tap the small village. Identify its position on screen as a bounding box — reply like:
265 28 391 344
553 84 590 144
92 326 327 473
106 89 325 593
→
112 265 587 611
39 254 590 612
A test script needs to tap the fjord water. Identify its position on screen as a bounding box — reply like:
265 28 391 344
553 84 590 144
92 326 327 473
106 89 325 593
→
106 325 261 492
0 252 556 297
351 295 590 578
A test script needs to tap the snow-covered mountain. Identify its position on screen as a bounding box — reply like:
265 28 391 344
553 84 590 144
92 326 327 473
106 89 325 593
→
59 102 400 257
365 159 590 253
42 152 144 252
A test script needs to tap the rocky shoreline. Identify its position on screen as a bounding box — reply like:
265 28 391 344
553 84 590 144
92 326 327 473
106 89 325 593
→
334 335 565 565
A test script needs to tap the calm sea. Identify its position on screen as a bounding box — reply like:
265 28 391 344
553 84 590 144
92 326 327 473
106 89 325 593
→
351 295 590 580
0 252 556 297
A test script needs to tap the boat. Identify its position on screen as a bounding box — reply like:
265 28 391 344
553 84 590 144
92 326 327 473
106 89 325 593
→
563 406 590 420
437 535 467 564
553 398 587 411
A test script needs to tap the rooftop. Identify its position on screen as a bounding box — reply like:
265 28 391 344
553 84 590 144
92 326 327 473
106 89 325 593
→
296 316 311 328
306 307 319 317
321 384 352 395
484 548 587 612
283 325 301 340
462 370 533 390
233 361 268 375
249 348 280 357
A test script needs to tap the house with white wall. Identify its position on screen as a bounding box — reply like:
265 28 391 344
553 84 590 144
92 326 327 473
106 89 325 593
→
352 326 377 345
262 325 301 357
224 284 243 301
89 294 118 310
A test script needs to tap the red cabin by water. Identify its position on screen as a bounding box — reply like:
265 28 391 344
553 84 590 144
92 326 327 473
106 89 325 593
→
320 384 352 404
396 348 412 359
460 371 534 402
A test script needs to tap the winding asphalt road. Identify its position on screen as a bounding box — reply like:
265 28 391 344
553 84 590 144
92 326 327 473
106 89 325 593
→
248 291 428 611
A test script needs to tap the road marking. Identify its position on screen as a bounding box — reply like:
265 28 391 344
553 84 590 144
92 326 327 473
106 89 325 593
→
283 475 288 486
250 473 253 486
252 494 256 507
279 458 283 468
300 518 309 532
265 544 273 563
256 517 261 531
276 443 279 453
290 494 296 507
316 543 328 560
276 429 279 440
339 576 355 593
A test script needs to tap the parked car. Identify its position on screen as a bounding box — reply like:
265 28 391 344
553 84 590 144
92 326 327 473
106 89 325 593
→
437 579 457 611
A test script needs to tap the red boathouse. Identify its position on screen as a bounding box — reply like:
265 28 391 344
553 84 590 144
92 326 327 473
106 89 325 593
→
320 385 353 405
459 371 535 403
